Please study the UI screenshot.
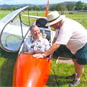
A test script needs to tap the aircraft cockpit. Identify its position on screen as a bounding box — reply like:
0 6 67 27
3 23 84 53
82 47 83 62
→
0 6 53 57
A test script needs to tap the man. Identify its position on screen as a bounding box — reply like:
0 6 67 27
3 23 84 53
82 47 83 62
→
33 11 87 87
23 25 50 55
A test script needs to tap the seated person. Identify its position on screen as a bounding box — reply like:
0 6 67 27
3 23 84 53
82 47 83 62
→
22 25 50 55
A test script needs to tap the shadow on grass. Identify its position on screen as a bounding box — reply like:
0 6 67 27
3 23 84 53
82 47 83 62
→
53 45 72 59
0 48 18 86
46 74 72 87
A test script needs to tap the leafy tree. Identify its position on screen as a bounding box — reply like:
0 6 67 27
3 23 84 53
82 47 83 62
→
21 6 24 8
13 6 16 10
66 3 74 11
16 7 20 9
41 7 46 11
75 1 84 10
56 3 62 11
7 6 12 10
84 4 87 10
27 7 32 11
60 6 67 11
36 6 39 11
50 4 56 11
0 8 4 10
50 3 67 11
60 6 67 14
32 5 40 11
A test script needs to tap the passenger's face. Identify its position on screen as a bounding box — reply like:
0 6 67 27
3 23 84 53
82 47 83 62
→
50 21 61 29
31 26 40 37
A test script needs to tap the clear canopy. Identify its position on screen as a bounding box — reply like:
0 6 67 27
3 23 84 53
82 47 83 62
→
0 6 30 52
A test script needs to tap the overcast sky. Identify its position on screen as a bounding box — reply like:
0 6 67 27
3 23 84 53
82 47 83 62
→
0 0 87 5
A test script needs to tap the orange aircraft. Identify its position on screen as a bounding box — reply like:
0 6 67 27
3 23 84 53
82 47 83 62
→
0 0 55 86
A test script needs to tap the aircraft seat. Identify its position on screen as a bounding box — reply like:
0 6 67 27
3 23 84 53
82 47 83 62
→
36 18 48 28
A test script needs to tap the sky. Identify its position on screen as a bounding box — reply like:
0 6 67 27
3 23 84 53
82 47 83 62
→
0 0 87 5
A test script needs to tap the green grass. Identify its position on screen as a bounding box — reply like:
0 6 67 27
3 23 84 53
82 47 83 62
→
65 13 87 29
0 48 18 86
0 10 11 20
47 62 87 87
0 10 87 87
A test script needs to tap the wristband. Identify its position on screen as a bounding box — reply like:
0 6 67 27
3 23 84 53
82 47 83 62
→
42 53 45 58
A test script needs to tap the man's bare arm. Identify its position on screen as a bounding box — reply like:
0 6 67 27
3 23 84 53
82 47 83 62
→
52 37 57 44
33 43 60 58
44 43 60 57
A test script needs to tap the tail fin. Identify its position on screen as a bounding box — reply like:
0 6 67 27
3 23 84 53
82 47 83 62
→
45 0 49 17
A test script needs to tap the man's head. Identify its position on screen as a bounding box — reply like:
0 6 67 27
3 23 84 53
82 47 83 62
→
46 11 65 29
30 25 40 38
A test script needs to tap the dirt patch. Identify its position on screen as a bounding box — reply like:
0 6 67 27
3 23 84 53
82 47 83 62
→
56 57 74 65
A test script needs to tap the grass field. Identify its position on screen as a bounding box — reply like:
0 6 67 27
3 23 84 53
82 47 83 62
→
0 10 87 87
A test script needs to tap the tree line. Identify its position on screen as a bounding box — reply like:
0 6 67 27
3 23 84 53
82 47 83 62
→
0 1 87 11
0 5 46 11
50 1 87 11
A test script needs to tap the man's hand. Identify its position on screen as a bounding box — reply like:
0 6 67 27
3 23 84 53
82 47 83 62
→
33 54 44 58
